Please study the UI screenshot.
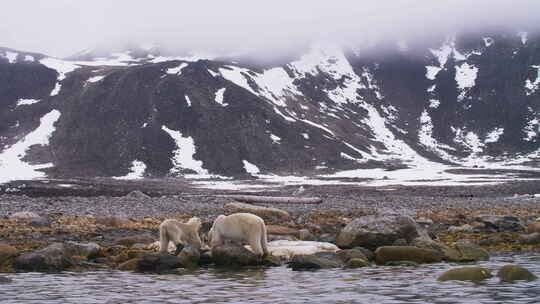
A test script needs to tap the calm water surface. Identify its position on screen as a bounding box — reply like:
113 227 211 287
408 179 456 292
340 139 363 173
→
1 253 540 304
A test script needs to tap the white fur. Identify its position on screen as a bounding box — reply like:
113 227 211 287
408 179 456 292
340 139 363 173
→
159 217 202 254
209 213 269 257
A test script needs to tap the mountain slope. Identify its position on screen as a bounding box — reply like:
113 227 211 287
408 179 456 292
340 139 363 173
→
0 30 539 182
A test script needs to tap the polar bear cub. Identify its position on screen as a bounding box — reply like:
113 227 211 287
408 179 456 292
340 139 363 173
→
209 213 269 257
159 217 203 254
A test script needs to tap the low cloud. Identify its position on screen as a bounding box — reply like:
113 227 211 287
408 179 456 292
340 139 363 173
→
1 0 539 57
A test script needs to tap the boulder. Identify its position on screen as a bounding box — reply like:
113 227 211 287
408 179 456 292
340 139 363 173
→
298 229 315 241
147 241 176 253
262 255 282 267
375 246 443 265
526 222 540 233
267 225 299 235
137 253 183 272
385 261 419 267
9 211 39 219
336 214 431 250
125 190 150 199
224 202 290 220
337 249 369 263
447 224 474 234
118 258 141 271
178 245 200 268
95 216 131 227
289 255 342 270
211 244 260 267
455 240 489 261
28 217 51 227
14 243 74 272
0 243 19 265
115 235 154 247
353 247 375 261
64 242 101 259
475 215 525 232
266 240 339 261
438 267 492 281
520 232 540 245
497 265 538 282
346 258 369 268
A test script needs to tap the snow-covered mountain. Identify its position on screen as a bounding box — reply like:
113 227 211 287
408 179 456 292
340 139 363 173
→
0 30 539 182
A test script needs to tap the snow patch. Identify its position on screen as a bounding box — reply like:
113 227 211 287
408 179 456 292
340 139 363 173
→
0 110 61 183
242 160 260 175
518 32 528 45
455 63 478 101
185 95 192 107
162 126 208 175
207 69 220 78
525 65 540 96
40 58 80 96
270 134 281 144
5 51 18 63
524 118 539 141
16 99 40 106
114 160 146 180
483 37 494 47
301 133 309 139
428 99 440 108
166 63 188 75
214 88 228 106
485 128 504 143
87 75 104 83
24 55 34 62
425 66 442 80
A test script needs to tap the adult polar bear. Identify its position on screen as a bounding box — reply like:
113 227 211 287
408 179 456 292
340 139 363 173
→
209 213 269 257
159 217 203 254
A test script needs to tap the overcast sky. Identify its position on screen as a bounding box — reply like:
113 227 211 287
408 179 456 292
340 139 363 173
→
1 0 539 57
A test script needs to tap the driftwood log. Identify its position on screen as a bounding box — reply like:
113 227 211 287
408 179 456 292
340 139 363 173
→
227 195 323 205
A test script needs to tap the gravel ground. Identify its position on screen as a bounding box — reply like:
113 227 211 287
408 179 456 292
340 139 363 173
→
1 178 540 221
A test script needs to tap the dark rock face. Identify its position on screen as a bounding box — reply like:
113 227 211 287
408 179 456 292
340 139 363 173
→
438 267 493 281
1 30 539 179
211 244 260 267
289 254 342 270
137 253 183 272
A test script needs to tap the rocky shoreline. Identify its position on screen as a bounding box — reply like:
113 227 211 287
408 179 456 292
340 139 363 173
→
1 178 540 282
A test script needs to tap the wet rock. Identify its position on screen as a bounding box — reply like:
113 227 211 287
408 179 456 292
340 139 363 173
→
289 255 342 270
262 255 282 267
455 240 490 261
298 229 315 241
118 258 141 271
178 245 200 268
337 214 431 250
375 246 443 265
337 249 369 263
10 211 39 219
385 260 419 267
0 243 19 266
392 238 408 246
448 224 474 234
520 232 540 245
199 251 213 265
438 267 492 281
317 233 336 244
95 216 131 227
497 265 538 282
28 217 51 227
353 247 375 261
64 241 101 259
211 244 260 267
137 253 183 272
346 258 369 268
0 276 13 284
475 215 525 232
125 190 150 200
115 234 154 247
14 243 74 272
267 240 339 261
224 202 290 220
526 222 540 234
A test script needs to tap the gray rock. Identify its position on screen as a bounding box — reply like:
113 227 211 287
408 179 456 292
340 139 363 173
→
337 214 431 250
375 246 443 265
346 258 369 268
475 215 525 232
0 276 13 284
125 190 150 200
337 249 369 263
178 245 200 268
211 244 260 267
520 232 540 245
14 243 74 272
455 240 490 261
289 255 342 270
137 253 182 272
438 267 492 281
28 217 51 227
497 265 538 282
298 229 315 241
10 211 39 219
64 242 101 259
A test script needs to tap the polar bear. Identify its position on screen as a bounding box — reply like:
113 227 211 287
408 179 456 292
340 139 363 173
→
209 213 269 257
159 217 203 255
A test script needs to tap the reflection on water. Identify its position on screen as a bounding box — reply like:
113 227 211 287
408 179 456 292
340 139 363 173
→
1 253 540 304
